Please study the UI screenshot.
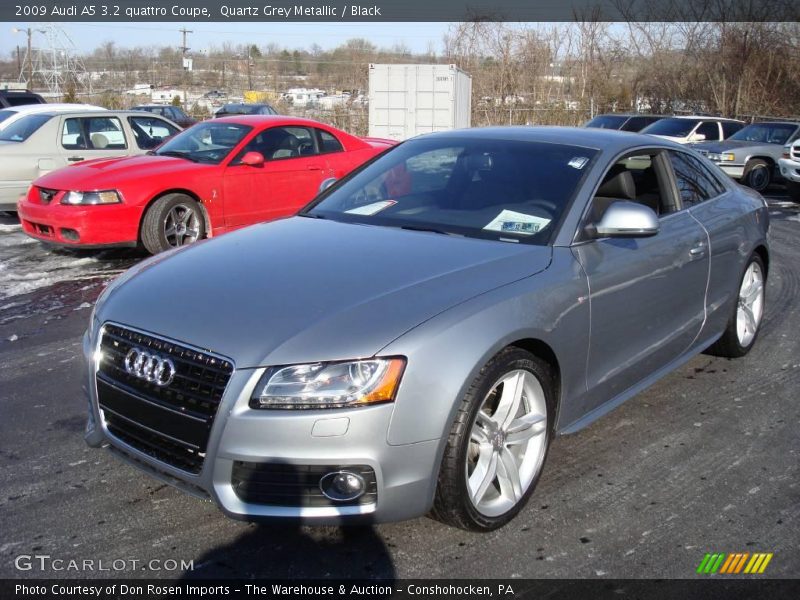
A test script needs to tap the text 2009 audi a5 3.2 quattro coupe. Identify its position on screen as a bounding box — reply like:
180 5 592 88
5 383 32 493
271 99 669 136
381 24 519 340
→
83 127 769 531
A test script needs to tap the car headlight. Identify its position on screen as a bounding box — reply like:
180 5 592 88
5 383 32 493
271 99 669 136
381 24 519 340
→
707 153 735 162
61 190 122 205
250 357 406 409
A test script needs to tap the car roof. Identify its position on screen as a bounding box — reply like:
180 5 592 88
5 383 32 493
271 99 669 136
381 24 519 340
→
133 104 175 108
669 115 743 122
416 125 684 151
591 113 661 118
2 103 104 114
748 120 800 126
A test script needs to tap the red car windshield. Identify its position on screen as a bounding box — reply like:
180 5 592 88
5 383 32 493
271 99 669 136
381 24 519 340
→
155 121 252 164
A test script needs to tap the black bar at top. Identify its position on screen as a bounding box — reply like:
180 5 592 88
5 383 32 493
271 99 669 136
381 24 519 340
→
3 0 799 23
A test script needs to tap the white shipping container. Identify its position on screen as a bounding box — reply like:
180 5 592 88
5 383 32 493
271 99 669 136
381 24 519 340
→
368 64 472 141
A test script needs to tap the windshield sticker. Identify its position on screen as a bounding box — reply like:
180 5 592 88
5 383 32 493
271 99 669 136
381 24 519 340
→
483 210 551 236
568 156 590 170
345 200 397 215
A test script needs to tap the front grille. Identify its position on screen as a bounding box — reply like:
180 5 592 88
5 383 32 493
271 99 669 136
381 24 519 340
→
97 323 234 474
38 187 58 204
232 462 378 507
792 146 800 161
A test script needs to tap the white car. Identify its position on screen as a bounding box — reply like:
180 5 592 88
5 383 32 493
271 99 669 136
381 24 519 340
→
640 116 744 144
0 103 106 131
779 140 800 202
0 110 180 211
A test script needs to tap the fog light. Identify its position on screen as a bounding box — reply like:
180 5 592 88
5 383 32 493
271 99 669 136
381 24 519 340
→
61 228 79 241
319 470 366 502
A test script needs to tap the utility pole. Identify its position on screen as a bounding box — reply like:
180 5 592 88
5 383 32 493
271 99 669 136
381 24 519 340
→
179 27 192 109
26 28 32 88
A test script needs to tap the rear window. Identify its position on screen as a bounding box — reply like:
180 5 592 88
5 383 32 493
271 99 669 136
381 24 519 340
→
0 110 14 124
0 114 51 142
2 94 44 107
641 118 700 137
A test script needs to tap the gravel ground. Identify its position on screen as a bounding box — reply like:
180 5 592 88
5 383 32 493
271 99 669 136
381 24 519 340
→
0 197 798 580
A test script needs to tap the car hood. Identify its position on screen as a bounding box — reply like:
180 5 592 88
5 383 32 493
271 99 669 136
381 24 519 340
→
97 217 551 368
690 140 777 154
33 154 214 189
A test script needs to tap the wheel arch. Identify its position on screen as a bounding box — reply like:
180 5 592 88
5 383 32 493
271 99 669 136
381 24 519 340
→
137 189 212 244
745 155 776 168
752 243 769 277
507 338 562 420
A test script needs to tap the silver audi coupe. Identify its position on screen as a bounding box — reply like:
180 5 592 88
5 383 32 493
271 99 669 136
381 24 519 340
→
84 127 769 531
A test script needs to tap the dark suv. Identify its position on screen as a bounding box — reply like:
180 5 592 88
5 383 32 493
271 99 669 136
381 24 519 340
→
0 89 46 108
131 105 196 129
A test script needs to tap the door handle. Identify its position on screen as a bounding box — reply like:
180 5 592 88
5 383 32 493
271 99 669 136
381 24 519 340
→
67 156 84 162
306 164 323 171
689 242 706 256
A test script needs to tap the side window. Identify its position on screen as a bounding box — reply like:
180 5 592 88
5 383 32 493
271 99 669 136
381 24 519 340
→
722 121 743 139
239 126 317 161
85 117 127 150
317 129 344 154
128 116 179 150
668 151 723 208
168 107 184 121
62 118 87 150
695 121 720 141
591 152 673 221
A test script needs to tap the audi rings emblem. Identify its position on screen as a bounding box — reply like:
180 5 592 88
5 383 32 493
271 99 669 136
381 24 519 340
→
123 347 176 387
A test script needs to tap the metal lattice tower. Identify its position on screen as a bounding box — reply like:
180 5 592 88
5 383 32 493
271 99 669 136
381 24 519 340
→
18 24 90 96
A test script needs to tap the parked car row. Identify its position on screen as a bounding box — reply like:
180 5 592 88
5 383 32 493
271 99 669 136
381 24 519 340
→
586 112 800 192
15 115 393 252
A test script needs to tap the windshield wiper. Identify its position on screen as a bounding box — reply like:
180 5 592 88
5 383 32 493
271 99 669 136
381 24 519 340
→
157 150 198 162
399 224 451 235
298 213 326 220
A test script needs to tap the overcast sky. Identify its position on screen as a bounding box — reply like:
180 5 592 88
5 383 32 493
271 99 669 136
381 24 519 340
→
1 22 452 57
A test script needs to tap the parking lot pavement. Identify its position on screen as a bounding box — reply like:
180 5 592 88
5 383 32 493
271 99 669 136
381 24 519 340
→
0 197 798 580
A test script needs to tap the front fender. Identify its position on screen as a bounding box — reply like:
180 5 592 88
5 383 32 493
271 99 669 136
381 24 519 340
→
379 247 590 447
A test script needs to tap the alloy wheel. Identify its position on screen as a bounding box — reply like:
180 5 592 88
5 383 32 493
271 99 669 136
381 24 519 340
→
163 204 201 248
466 369 548 517
736 261 764 347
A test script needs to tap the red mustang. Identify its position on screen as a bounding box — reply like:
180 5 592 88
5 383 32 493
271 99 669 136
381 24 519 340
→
18 116 394 253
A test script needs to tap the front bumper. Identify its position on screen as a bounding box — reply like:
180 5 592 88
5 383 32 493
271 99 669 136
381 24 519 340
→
18 192 141 246
82 329 441 524
778 158 800 184
714 162 745 179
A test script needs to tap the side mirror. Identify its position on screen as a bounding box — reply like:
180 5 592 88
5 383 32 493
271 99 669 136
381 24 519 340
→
689 132 706 142
593 201 659 238
240 151 265 167
318 177 337 194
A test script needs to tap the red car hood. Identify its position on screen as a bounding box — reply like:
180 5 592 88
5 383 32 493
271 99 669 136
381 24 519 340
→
34 155 214 190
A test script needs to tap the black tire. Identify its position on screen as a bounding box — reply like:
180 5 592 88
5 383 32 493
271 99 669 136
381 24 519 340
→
706 253 766 358
743 159 772 192
140 193 205 255
432 347 555 531
786 181 800 204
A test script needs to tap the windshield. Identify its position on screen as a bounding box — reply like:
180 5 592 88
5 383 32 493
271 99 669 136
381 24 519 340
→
154 121 252 163
730 123 798 145
641 118 700 137
0 114 51 142
585 115 628 129
304 137 598 245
